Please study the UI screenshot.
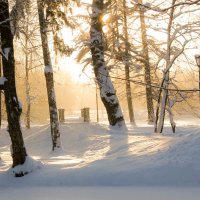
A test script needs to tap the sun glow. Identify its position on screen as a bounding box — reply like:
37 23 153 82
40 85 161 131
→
102 14 110 23
102 14 111 33
56 56 92 84
53 27 93 84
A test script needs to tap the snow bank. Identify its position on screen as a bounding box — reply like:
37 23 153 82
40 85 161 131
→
11 156 43 177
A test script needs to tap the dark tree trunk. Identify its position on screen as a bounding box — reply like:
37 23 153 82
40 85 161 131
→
0 52 2 128
37 0 61 149
123 0 135 124
90 0 125 127
0 0 27 171
138 0 155 123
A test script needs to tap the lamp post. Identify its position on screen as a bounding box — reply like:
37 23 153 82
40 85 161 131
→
195 54 200 99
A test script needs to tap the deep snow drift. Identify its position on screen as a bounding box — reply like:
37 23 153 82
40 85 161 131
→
0 120 200 199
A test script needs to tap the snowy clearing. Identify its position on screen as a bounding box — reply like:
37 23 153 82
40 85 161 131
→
1 121 200 199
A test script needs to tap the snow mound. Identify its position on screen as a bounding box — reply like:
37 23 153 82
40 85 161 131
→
12 156 43 177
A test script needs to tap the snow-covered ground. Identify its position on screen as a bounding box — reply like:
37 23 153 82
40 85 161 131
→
1 120 200 199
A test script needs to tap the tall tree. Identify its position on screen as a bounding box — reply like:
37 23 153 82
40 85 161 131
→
122 0 135 124
23 3 31 129
0 0 27 176
154 0 176 133
154 0 189 133
90 0 125 127
138 0 155 123
0 49 2 128
37 0 61 150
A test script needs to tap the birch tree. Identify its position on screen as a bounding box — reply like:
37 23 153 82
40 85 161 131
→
37 0 61 150
153 0 199 133
90 0 125 127
36 0 76 149
154 0 176 133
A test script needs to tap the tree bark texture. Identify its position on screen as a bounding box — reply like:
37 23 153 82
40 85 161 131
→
90 0 125 127
0 0 27 170
138 0 155 123
37 0 61 149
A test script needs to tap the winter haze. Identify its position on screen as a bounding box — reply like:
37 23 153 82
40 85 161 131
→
0 0 200 199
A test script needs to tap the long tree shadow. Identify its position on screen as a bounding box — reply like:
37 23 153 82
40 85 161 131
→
25 123 112 170
59 123 111 169
106 127 129 160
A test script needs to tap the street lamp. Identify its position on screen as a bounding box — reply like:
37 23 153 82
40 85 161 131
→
195 54 200 99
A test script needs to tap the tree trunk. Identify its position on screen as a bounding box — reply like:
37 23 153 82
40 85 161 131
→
0 52 2 128
154 78 164 133
155 0 176 133
90 0 125 127
123 0 135 124
25 52 31 129
167 98 176 133
37 0 61 149
0 0 27 173
157 74 169 133
138 0 155 123
24 19 31 129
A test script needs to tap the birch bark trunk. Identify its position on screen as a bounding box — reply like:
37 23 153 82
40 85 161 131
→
90 0 125 127
155 0 176 133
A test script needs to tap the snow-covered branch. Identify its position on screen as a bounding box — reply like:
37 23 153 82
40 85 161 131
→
132 0 200 13
98 71 200 93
